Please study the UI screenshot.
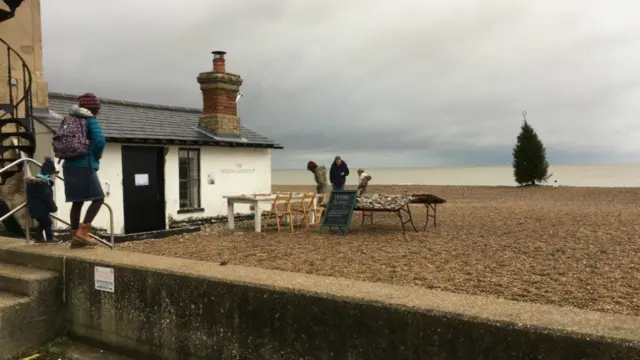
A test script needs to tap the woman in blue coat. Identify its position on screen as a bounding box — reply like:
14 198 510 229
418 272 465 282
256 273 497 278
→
62 93 106 248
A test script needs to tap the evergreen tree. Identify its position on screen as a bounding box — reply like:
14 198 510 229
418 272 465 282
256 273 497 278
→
512 118 551 186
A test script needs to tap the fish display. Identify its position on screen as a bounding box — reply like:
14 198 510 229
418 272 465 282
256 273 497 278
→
355 194 415 210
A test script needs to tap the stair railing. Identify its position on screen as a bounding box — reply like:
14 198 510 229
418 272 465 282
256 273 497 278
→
0 157 115 249
1 36 36 186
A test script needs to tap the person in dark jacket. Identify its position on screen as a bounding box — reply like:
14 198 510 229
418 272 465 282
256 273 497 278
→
25 157 59 243
329 156 350 191
62 93 106 248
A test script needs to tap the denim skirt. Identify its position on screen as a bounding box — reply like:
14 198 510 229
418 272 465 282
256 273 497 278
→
62 166 105 203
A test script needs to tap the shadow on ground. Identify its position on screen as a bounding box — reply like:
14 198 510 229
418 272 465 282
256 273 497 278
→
10 337 134 360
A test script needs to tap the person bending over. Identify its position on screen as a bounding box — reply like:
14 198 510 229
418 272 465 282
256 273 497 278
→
357 168 372 196
307 161 330 195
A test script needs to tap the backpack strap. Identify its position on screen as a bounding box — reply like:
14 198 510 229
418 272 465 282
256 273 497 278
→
76 116 88 139
80 116 91 141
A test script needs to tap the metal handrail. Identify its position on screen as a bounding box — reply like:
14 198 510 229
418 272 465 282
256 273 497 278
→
0 158 115 249
0 157 40 174
0 202 25 222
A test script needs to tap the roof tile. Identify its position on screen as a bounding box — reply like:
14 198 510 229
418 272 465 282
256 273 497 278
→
38 92 283 149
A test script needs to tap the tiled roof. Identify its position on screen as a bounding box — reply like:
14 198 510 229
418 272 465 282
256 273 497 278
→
36 92 283 149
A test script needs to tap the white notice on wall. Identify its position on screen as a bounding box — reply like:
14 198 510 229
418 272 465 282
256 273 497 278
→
94 266 115 292
134 173 149 186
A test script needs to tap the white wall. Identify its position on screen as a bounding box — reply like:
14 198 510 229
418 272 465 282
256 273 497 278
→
52 143 125 233
165 146 272 221
30 121 54 176
50 143 272 234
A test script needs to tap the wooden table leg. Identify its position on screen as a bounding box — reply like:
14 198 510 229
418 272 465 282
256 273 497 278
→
227 200 235 230
423 204 429 230
360 211 373 225
423 203 438 229
253 201 262 232
310 198 317 225
432 204 437 227
397 205 418 234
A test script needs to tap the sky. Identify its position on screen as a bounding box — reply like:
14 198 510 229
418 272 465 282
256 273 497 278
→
40 0 640 169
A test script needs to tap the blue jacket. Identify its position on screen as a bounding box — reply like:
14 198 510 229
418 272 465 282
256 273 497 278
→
25 175 57 219
62 106 106 170
329 160 350 186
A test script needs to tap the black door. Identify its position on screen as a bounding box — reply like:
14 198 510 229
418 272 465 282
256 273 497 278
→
121 146 166 234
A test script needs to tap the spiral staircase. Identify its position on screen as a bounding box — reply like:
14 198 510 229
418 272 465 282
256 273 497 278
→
0 0 36 236
0 0 22 22
1 0 36 184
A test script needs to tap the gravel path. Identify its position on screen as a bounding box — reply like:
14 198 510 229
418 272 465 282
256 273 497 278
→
119 185 640 317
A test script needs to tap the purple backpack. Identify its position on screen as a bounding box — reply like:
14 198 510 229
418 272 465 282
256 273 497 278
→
52 116 90 160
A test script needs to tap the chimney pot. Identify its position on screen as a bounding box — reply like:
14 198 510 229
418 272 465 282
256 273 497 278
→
212 50 227 72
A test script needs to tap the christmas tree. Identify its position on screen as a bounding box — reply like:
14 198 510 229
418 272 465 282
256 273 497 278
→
512 112 551 186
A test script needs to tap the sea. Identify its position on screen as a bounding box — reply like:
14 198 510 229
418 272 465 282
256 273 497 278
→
272 164 640 188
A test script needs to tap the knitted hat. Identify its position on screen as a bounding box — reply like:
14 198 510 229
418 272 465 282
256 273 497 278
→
77 93 101 113
307 161 318 172
40 157 58 176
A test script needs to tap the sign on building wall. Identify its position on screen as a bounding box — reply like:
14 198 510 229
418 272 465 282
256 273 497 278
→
220 164 256 174
135 173 149 186
94 266 115 292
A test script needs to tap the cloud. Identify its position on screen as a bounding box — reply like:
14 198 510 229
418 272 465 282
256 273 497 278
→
40 0 640 168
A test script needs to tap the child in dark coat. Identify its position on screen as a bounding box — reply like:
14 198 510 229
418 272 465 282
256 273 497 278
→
26 157 59 243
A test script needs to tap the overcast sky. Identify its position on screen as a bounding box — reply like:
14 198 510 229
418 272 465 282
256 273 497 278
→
41 0 640 169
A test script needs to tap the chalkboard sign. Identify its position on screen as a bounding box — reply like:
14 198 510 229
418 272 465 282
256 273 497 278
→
320 190 358 234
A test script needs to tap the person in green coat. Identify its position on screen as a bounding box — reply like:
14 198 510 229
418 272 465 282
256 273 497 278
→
307 161 330 196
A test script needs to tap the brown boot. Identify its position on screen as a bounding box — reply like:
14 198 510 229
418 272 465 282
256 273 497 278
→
74 224 98 246
69 230 85 248
69 239 87 249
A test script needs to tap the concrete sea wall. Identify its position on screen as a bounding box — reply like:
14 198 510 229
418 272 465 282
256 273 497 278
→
0 238 638 359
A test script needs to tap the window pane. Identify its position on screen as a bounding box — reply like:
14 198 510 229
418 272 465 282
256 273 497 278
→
189 178 200 208
180 198 189 209
188 151 199 180
179 154 188 181
179 180 188 209
179 149 200 208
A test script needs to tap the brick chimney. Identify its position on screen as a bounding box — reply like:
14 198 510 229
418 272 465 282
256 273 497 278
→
197 51 243 137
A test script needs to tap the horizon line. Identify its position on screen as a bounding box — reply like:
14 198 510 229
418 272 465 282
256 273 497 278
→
272 162 640 171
